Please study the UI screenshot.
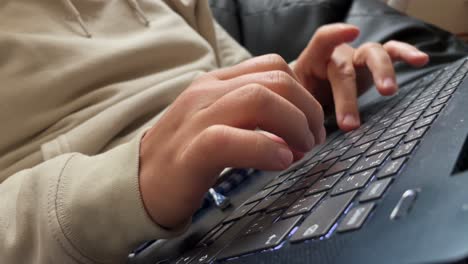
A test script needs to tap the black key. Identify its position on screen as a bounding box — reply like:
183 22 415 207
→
437 88 456 99
271 178 300 195
355 130 384 146
391 111 421 128
366 135 403 156
267 190 304 213
288 173 322 193
347 123 373 137
245 187 276 205
376 157 407 178
224 201 259 223
351 150 391 174
408 100 431 110
263 176 286 190
449 74 465 84
388 109 404 118
193 214 258 263
282 192 325 218
432 96 450 107
305 173 343 196
341 142 372 160
401 104 427 118
423 104 444 117
337 203 375 232
197 225 224 247
404 126 429 143
306 150 331 165
380 122 413 141
174 248 204 264
242 211 282 236
290 162 316 179
414 114 437 129
200 222 235 246
413 94 435 105
378 116 395 124
249 193 282 214
320 138 344 153
330 169 375 196
359 178 393 202
324 156 359 176
277 171 293 178
392 141 418 159
217 216 302 261
367 119 394 134
393 100 412 111
290 191 357 242
323 145 351 161
338 134 363 148
308 158 337 175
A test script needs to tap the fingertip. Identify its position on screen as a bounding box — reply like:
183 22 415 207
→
378 77 398 96
292 150 306 162
339 113 361 131
341 25 360 42
414 54 430 67
277 147 294 169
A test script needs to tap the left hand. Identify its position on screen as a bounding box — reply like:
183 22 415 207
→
293 23 429 131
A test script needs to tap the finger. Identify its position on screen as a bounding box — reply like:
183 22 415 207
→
219 70 325 141
383 40 429 67
210 54 300 82
183 125 294 175
327 44 361 131
199 84 315 152
354 43 397 96
298 23 360 79
258 131 305 161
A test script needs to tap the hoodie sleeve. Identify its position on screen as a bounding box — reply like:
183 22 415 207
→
213 21 252 68
0 131 189 264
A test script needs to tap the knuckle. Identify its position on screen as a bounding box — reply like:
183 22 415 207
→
360 42 381 50
201 125 231 151
265 53 289 70
243 84 269 100
266 70 293 89
383 40 398 48
336 61 356 79
241 84 274 112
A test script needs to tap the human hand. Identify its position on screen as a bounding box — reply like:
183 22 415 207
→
293 23 429 131
139 55 325 228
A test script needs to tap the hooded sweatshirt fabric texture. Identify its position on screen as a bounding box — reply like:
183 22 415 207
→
0 0 251 263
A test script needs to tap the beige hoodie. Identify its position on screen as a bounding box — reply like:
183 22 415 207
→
0 0 251 263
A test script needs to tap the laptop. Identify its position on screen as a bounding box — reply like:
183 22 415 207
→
129 57 468 264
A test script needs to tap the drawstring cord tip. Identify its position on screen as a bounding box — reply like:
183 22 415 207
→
76 16 92 38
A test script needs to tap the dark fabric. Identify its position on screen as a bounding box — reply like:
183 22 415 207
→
209 0 468 65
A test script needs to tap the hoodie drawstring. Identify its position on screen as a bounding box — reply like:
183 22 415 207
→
61 0 151 38
62 0 92 38
126 0 151 27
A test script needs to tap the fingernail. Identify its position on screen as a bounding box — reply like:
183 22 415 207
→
277 148 293 168
342 113 359 128
382 77 395 90
410 51 426 57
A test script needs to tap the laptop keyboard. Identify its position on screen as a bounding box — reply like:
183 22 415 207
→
172 59 468 264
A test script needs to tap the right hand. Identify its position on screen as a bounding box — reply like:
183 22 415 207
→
138 54 325 229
